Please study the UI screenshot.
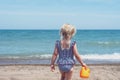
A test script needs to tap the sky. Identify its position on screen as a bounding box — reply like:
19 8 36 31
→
0 0 120 29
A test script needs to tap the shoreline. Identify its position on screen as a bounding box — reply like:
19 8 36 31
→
0 58 120 65
0 63 120 66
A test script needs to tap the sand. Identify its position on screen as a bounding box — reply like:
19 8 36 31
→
0 64 120 80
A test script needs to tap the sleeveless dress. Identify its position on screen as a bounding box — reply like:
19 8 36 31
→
56 40 76 72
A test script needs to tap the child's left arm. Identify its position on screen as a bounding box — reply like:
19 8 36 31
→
73 43 87 68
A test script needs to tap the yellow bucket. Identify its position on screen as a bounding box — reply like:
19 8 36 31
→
80 67 90 78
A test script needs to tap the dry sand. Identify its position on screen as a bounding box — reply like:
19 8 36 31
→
0 64 120 80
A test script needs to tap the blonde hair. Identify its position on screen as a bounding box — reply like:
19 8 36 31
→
60 24 76 39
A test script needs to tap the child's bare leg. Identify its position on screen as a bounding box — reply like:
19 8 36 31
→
65 68 73 80
60 70 65 80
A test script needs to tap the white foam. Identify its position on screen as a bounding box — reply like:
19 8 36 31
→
98 41 110 45
38 53 120 61
81 53 120 60
1 53 120 61
97 41 120 45
39 54 52 59
25 54 52 59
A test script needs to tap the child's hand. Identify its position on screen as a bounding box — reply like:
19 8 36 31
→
82 63 88 70
50 65 55 72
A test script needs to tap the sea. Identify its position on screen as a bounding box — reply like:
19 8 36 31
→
0 30 120 65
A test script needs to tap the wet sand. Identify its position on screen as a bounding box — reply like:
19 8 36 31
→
0 64 120 80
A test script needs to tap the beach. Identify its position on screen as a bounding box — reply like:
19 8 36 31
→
0 64 120 80
0 30 120 80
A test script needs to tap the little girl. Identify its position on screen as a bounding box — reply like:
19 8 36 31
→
50 24 87 80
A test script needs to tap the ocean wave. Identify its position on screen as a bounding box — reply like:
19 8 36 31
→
98 41 110 45
0 54 52 60
81 53 120 60
97 41 120 45
0 53 120 61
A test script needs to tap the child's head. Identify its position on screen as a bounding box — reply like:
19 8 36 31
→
60 24 76 40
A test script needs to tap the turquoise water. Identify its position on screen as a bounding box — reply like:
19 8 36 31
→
0 30 120 64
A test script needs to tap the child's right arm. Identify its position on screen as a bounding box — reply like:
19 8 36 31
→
50 44 58 71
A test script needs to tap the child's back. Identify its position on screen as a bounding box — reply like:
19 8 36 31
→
56 40 76 72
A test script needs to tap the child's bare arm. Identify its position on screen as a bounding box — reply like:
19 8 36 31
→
51 46 58 65
73 43 86 67
50 44 58 71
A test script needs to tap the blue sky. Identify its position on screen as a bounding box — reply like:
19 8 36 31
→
0 0 120 29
